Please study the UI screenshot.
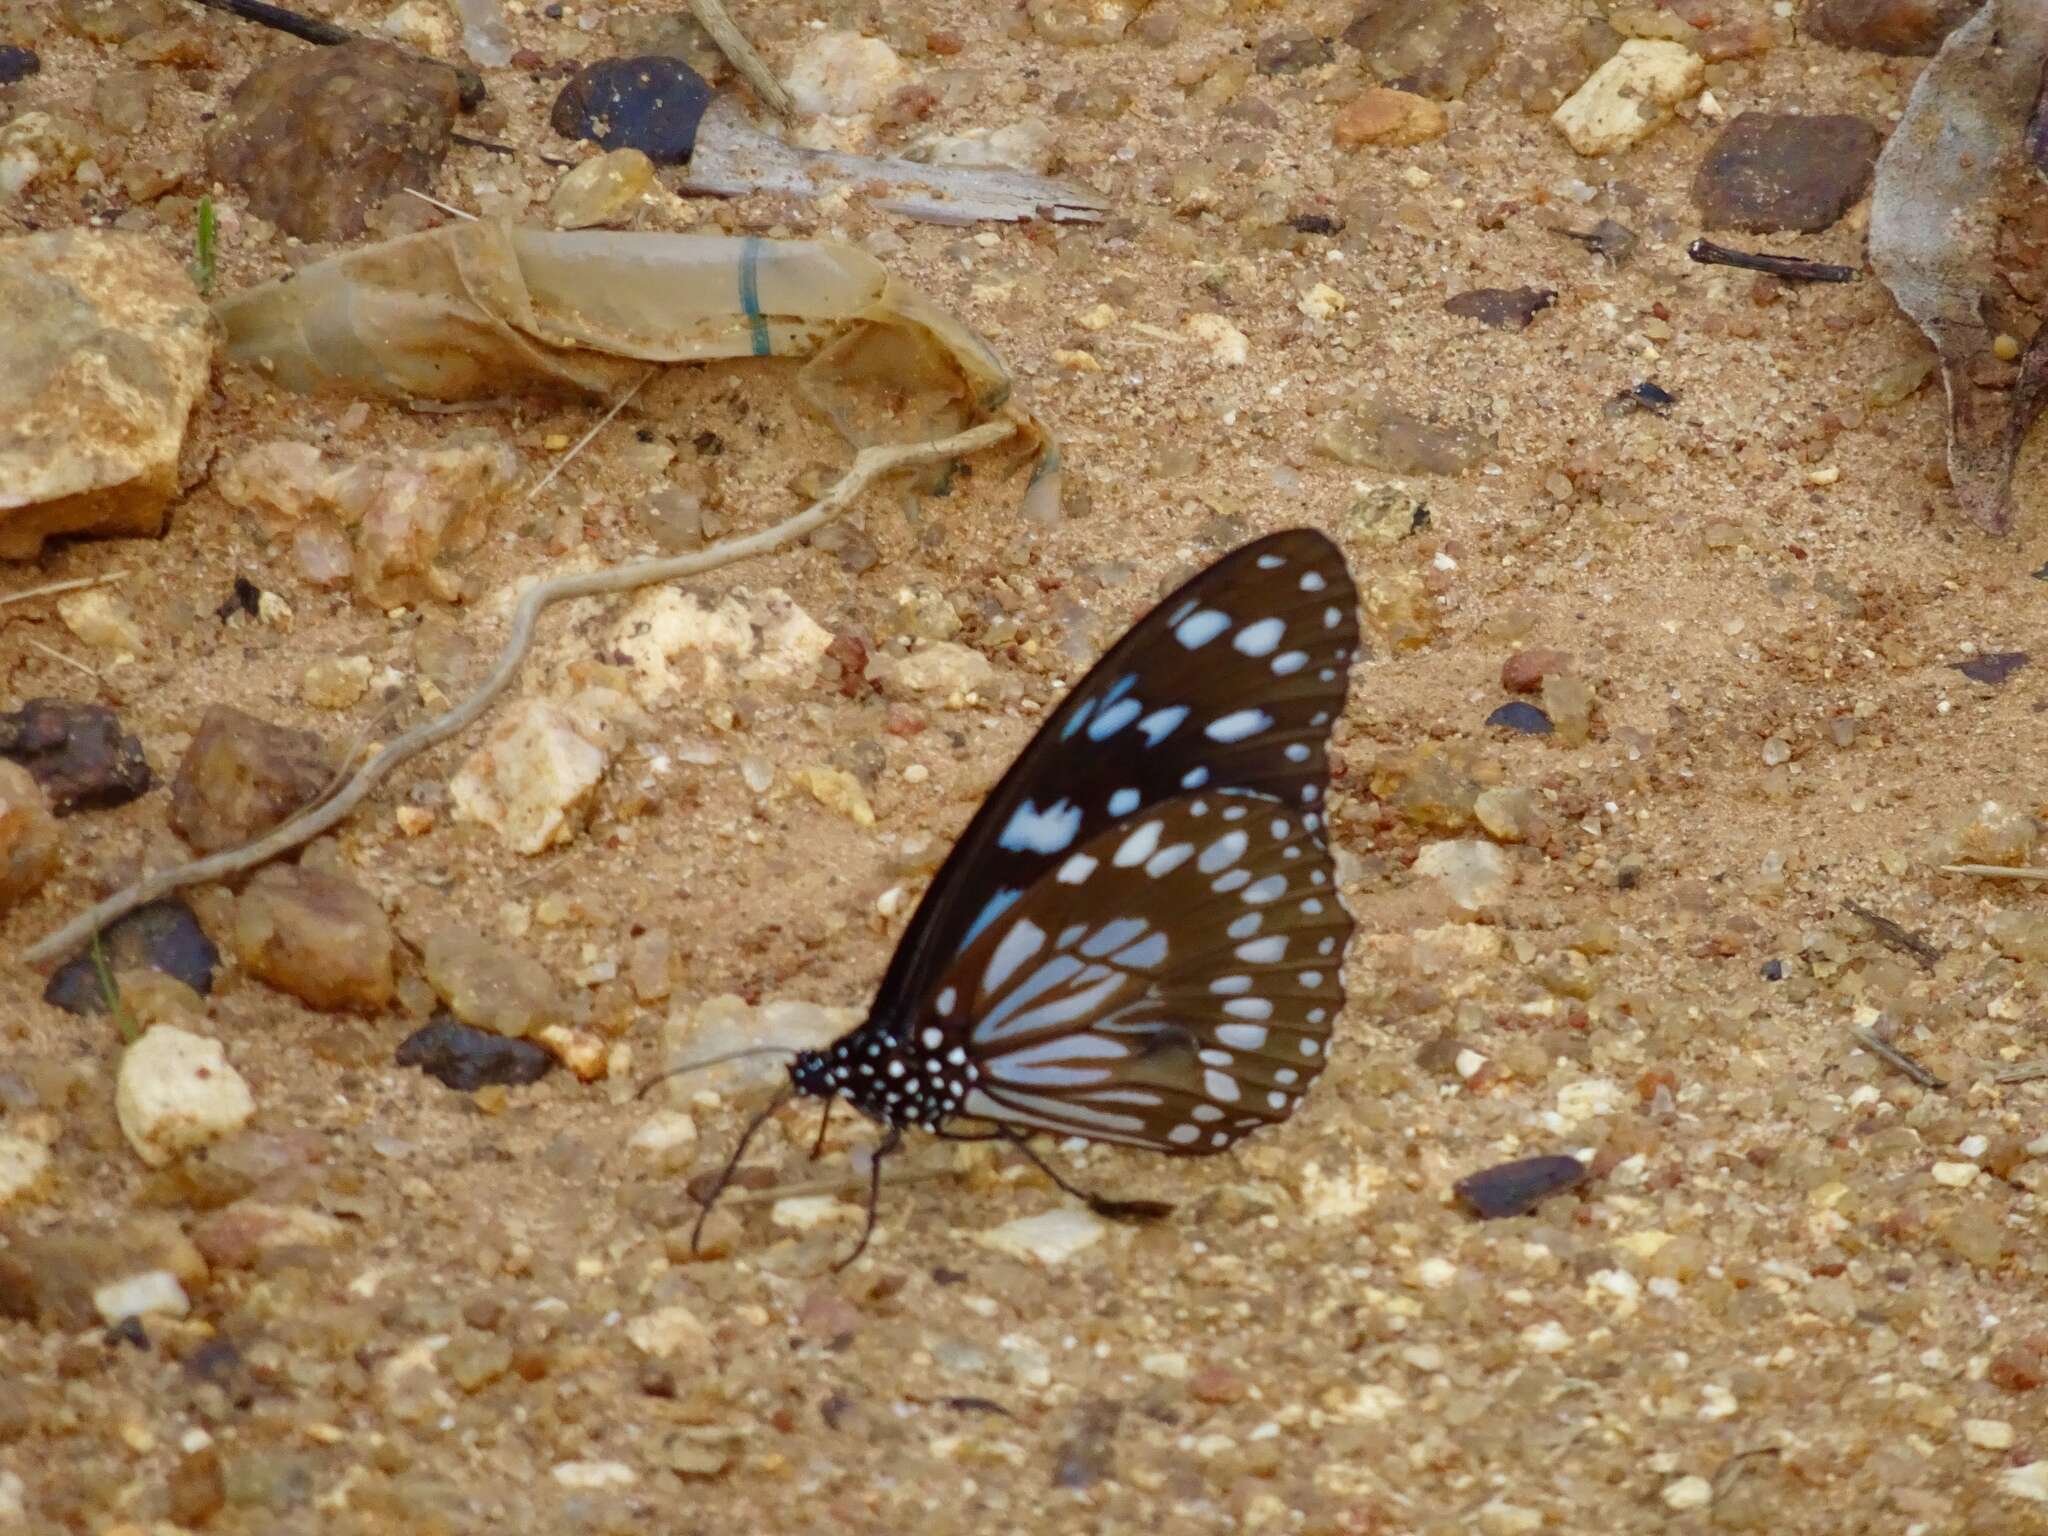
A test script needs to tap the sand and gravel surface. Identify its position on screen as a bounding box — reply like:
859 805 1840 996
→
3 1 2047 1532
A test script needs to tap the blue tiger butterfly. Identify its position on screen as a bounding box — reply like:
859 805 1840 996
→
690 528 1358 1264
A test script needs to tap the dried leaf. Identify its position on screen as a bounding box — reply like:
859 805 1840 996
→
1869 0 2048 534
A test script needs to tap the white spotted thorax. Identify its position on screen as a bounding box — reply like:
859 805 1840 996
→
789 529 1358 1158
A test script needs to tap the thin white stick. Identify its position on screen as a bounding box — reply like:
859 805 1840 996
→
24 637 100 680
0 570 129 611
1940 863 2048 882
521 368 657 506
689 0 795 120
22 418 1018 969
404 188 479 222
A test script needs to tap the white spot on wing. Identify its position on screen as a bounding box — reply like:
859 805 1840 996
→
1108 787 1140 817
1176 609 1230 648
1000 798 1082 855
1218 1023 1268 1050
1203 1068 1241 1103
1088 698 1143 741
1169 1122 1201 1144
1236 935 1287 963
1056 854 1098 885
1144 843 1193 878
1113 820 1164 867
1206 708 1273 744
1233 617 1284 657
1199 830 1248 874
1139 705 1188 746
1244 874 1288 904
1272 650 1308 676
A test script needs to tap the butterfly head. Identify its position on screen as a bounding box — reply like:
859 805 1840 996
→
788 1047 840 1100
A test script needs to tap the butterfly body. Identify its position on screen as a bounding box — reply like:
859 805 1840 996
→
695 528 1360 1261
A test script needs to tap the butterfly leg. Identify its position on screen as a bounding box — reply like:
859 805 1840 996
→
691 1083 794 1257
1002 1132 1175 1223
832 1126 903 1272
808 1100 833 1161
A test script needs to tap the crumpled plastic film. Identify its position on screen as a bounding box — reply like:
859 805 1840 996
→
215 220 1056 510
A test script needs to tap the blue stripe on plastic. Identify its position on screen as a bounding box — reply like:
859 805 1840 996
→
739 237 770 357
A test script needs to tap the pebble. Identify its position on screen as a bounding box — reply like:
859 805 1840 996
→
1943 799 2037 868
1804 0 1976 55
0 699 152 813
550 56 713 164
610 586 832 704
1965 1418 2016 1450
1333 86 1447 149
56 589 144 658
627 1303 712 1361
869 640 996 699
205 41 459 243
169 706 333 856
0 47 37 86
1474 786 1538 842
1184 312 1249 367
233 864 396 1013
1415 838 1513 910
91 1268 188 1325
792 764 876 827
627 1110 697 1172
1551 40 1703 156
549 147 655 228
784 30 905 116
448 698 610 855
1485 700 1552 735
1661 1475 1712 1512
1692 112 1880 234
116 1027 255 1168
1344 0 1504 101
1500 648 1568 693
772 1195 860 1231
0 1133 50 1209
395 1016 556 1090
0 760 59 911
552 1462 637 1491
42 899 219 1015
661 995 852 1094
2004 1462 2048 1503
1453 1154 1588 1218
423 925 569 1037
1930 1161 1978 1188
1444 286 1555 330
975 1207 1106 1264
0 111 95 204
300 656 373 710
192 1201 344 1270
0 230 215 560
1318 397 1492 476
1256 27 1333 75
1027 0 1146 47
1541 673 1595 745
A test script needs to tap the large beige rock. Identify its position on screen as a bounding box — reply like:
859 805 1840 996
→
0 759 60 911
234 864 396 1012
1552 40 1704 156
448 697 609 854
0 229 215 559
116 1027 255 1168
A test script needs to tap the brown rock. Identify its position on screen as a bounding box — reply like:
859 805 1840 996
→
1343 0 1503 101
0 760 60 911
1501 647 1570 693
190 1201 346 1270
57 0 174 43
1802 0 1976 54
205 40 458 244
1692 112 1881 234
1444 285 1555 330
0 229 216 560
1333 87 1447 148
168 706 333 855
0 698 152 813
166 1448 225 1527
422 926 569 1038
1188 1365 1250 1404
234 864 396 1012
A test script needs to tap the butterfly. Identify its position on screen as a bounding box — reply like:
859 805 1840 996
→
687 528 1359 1265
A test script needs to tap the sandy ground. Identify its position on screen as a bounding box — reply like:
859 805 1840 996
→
3 1 2048 1532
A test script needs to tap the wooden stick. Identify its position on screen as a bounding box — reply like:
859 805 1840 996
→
1847 1025 1946 1089
688 0 794 120
1939 863 2048 882
0 570 129 611
21 419 1018 970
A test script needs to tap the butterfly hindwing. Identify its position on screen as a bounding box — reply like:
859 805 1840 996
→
937 791 1352 1154
871 529 1360 1021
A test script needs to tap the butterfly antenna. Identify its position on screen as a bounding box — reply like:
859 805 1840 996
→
636 1045 801 1101
691 1082 796 1256
833 1126 903 1272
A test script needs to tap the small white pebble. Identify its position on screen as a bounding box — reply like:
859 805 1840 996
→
1931 1161 1979 1188
1965 1419 2015 1450
1414 1257 1458 1289
1520 1320 1571 1354
1661 1475 1712 1511
1958 1134 1989 1159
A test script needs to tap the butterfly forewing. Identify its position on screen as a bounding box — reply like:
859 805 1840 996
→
871 529 1360 1018
938 791 1353 1154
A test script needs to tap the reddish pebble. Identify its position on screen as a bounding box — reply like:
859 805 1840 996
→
1188 1366 1249 1405
511 48 546 70
1989 1341 2046 1393
1636 1065 1678 1102
884 703 926 737
926 29 964 54
1501 648 1569 693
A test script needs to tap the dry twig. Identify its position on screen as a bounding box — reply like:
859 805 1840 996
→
24 637 100 681
1993 1059 2048 1085
0 570 129 611
1847 1025 1946 1089
1940 863 2048 882
1842 899 1941 969
689 0 794 120
23 418 1019 970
